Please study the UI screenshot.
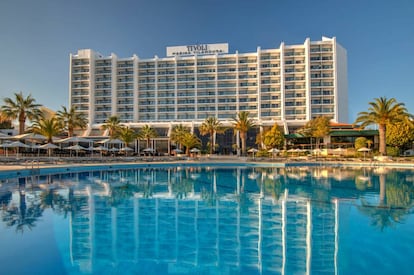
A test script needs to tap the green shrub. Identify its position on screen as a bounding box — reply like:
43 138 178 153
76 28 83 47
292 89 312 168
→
386 146 400 157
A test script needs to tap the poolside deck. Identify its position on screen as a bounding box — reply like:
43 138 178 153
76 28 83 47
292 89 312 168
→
0 155 413 176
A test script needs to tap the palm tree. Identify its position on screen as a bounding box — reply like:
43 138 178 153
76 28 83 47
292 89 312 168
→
199 117 226 154
170 124 190 150
56 106 88 137
355 97 412 155
101 115 122 138
232 111 255 156
138 124 158 148
118 126 137 155
181 132 201 156
29 117 61 143
1 92 42 134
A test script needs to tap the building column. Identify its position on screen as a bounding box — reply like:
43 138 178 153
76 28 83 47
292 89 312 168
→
236 130 240 156
304 38 311 121
133 54 139 122
257 46 262 121
111 53 118 117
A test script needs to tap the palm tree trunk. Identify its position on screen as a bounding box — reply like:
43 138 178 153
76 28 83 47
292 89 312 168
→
379 124 386 155
210 130 214 155
19 112 25 134
241 132 246 156
68 127 74 137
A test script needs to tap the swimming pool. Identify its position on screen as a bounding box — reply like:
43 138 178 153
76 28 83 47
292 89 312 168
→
1 165 413 274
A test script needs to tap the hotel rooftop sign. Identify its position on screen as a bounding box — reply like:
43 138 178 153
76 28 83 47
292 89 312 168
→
166 43 229 57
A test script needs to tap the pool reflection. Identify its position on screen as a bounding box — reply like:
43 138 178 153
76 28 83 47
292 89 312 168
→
1 166 414 274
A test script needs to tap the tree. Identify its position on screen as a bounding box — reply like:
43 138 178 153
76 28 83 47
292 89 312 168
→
118 126 137 155
0 113 13 129
299 116 330 148
138 124 158 148
56 106 88 137
101 116 122 139
29 117 61 143
232 111 255 156
355 97 412 155
261 123 285 149
386 120 414 150
181 132 201 156
1 92 42 134
199 117 225 154
170 124 190 150
354 137 368 150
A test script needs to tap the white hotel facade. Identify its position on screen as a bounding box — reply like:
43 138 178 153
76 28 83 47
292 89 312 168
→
69 36 347 135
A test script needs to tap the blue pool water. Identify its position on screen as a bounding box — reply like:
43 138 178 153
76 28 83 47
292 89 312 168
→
0 165 413 274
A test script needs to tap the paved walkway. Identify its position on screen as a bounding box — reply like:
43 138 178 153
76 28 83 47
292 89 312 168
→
0 155 413 172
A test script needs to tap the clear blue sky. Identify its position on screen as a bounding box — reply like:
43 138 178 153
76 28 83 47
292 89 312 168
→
0 0 413 122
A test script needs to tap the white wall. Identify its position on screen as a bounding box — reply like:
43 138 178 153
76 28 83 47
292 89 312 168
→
335 43 348 123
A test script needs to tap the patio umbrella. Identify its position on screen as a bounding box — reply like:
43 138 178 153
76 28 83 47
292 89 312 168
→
40 143 59 149
66 144 86 157
190 148 200 153
143 148 155 155
31 144 42 157
66 144 86 150
120 147 133 156
7 141 30 157
94 146 108 157
13 133 47 142
357 147 371 152
107 138 123 145
312 148 323 155
94 145 108 151
57 136 91 146
248 148 258 158
268 148 280 158
9 141 30 147
97 138 123 145
0 143 12 157
357 147 371 160
40 143 59 157
267 148 280 153
172 148 183 154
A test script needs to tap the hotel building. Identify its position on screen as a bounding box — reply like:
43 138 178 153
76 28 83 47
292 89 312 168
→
69 36 347 136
